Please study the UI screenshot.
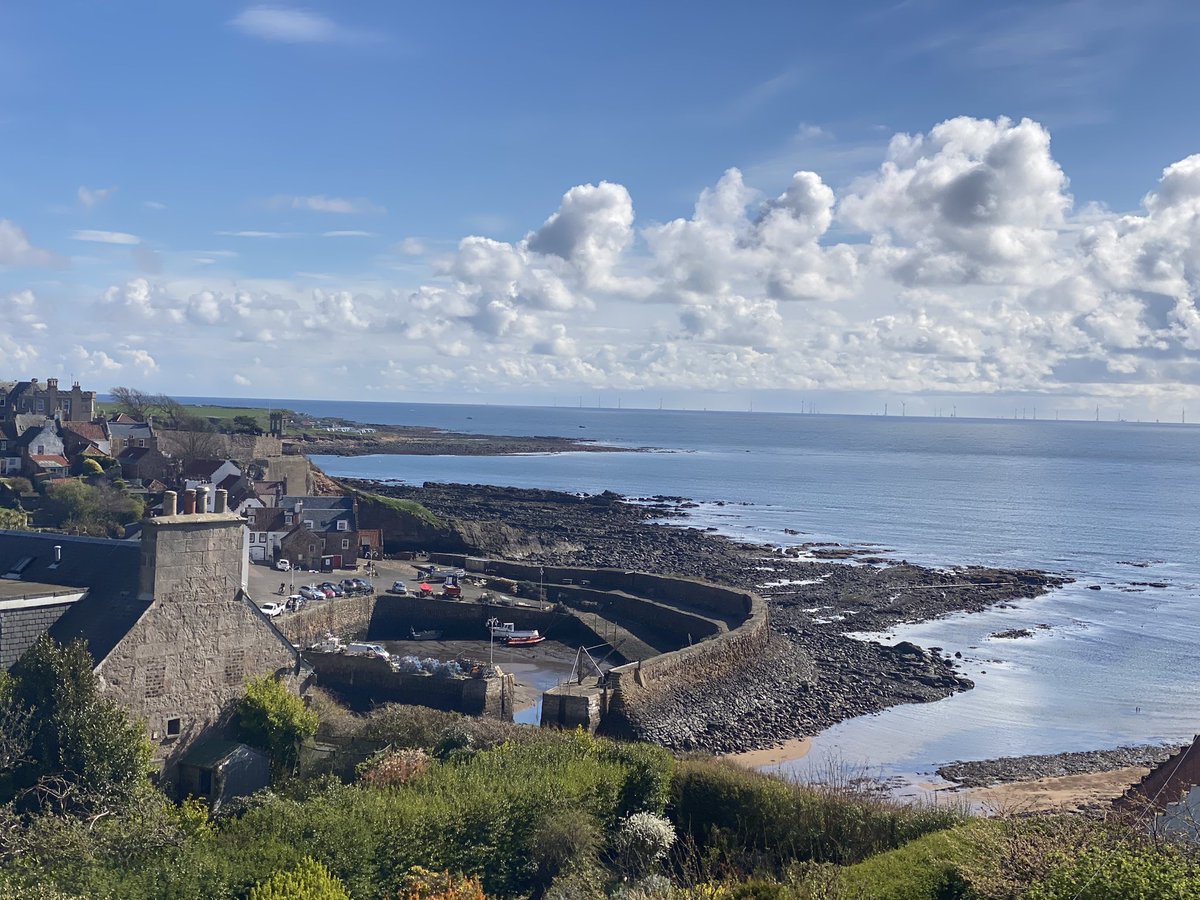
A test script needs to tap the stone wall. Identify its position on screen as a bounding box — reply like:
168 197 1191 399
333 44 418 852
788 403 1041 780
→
278 593 381 648
301 650 514 718
0 597 80 668
106 512 306 784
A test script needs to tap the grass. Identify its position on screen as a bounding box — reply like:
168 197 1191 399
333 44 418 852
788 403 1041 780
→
97 402 284 430
354 491 443 527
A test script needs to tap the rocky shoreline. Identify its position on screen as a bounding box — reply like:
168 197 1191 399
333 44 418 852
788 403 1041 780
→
938 745 1182 788
345 478 1070 756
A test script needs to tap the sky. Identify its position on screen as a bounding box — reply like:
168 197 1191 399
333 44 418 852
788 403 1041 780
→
2 1 1200 418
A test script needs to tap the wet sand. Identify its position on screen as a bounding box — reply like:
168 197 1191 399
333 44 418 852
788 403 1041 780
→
960 766 1147 814
724 737 813 768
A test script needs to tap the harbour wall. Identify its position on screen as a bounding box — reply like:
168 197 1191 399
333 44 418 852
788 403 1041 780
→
300 650 514 719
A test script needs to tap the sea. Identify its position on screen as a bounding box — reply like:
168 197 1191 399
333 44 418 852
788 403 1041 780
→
202 398 1200 782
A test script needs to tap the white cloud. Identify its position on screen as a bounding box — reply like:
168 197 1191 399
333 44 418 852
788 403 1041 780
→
72 229 140 245
0 219 57 266
229 5 374 44
396 237 426 256
275 195 384 214
217 230 297 238
323 230 375 237
78 186 117 208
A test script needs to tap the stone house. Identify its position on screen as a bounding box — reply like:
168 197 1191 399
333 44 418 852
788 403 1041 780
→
0 378 96 424
117 445 173 484
106 416 157 457
60 421 112 459
14 418 65 479
0 493 310 790
276 495 360 569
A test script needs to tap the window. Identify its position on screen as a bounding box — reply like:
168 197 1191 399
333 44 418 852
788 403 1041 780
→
303 520 313 529
35 399 44 412
248 533 256 543
284 513 293 524
0 441 5 451
341 539 350 550
36 445 44 455
60 399 70 414
259 532 267 542
166 717 181 737
336 519 348 531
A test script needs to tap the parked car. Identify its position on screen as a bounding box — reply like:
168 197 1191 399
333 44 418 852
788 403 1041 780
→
274 559 291 572
352 578 373 593
345 642 389 659
320 582 345 598
284 594 304 611
388 581 409 596
340 578 364 595
258 602 284 618
299 585 324 601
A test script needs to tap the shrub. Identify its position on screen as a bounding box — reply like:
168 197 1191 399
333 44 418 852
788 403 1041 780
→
237 676 318 777
530 806 602 888
248 857 350 900
397 866 485 899
670 759 964 871
612 812 677 880
1028 844 1200 899
358 748 430 789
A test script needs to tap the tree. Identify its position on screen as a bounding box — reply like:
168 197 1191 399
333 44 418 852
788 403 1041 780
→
6 638 153 815
162 416 224 467
236 676 317 778
230 415 264 436
107 387 155 421
43 481 143 537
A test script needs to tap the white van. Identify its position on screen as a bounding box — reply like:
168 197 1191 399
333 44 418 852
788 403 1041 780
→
345 642 389 660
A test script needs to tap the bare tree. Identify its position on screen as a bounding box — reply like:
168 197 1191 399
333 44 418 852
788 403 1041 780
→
108 386 155 420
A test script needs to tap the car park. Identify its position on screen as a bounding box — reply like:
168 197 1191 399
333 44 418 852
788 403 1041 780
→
258 602 284 618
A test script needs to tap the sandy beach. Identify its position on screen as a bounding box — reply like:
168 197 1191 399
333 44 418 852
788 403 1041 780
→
724 737 813 768
952 766 1147 814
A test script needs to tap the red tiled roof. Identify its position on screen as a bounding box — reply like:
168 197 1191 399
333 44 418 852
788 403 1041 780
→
64 422 108 442
31 455 70 467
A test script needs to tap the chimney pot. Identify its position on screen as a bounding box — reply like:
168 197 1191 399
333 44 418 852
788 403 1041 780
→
214 488 228 514
53 545 61 563
195 485 209 513
163 490 177 516
183 489 196 515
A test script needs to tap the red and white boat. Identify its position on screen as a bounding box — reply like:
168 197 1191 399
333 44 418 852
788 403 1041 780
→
504 633 545 646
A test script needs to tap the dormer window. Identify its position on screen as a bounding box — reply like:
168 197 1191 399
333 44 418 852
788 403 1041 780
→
303 520 314 529
336 520 348 531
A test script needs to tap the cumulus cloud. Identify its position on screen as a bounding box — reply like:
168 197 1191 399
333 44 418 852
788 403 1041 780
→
0 219 57 266
78 185 117 208
22 115 1200 411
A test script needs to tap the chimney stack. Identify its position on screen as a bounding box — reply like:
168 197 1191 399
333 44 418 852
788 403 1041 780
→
183 489 196 515
214 489 228 514
163 490 177 516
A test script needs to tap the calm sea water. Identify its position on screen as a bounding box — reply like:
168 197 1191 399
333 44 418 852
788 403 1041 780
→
208 398 1200 778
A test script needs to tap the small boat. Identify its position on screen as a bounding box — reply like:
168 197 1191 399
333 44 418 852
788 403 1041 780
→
410 627 443 640
504 634 545 646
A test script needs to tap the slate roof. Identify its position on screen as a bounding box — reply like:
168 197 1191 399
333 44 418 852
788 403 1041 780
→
178 735 265 769
117 446 151 462
247 506 290 532
107 421 154 441
279 495 356 533
0 531 145 664
182 458 230 480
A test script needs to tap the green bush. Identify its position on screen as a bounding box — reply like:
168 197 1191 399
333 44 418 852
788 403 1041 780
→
248 857 349 899
670 759 965 871
237 676 318 778
1028 844 1200 899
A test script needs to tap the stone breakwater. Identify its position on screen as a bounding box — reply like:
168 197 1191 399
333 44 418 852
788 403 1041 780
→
342 479 1067 756
938 745 1183 788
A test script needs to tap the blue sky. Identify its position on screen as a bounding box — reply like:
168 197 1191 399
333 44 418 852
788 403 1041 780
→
2 1 1200 416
